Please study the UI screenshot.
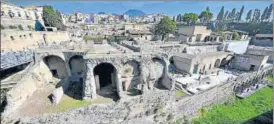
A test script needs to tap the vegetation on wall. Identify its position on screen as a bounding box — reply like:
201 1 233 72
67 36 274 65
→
8 25 17 29
192 87 273 124
18 25 23 30
83 35 103 42
42 5 66 31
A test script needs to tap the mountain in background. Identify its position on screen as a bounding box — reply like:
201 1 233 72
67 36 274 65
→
98 12 106 14
124 9 146 17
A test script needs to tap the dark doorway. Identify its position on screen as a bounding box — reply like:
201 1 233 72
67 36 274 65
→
50 69 58 77
250 65 255 71
93 63 115 88
93 63 119 101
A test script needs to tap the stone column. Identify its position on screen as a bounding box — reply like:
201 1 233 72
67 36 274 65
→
95 75 100 91
65 62 72 77
116 74 123 98
83 62 96 100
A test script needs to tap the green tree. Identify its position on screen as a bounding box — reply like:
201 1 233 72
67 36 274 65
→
42 6 66 31
217 6 225 21
18 25 23 30
246 10 253 22
238 6 244 21
198 8 213 25
155 16 176 41
224 11 229 21
206 7 210 11
231 8 236 21
252 9 261 23
183 13 198 25
265 4 273 21
261 7 269 22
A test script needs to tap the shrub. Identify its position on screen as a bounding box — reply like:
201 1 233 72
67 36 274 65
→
1 25 4 30
232 32 240 40
18 25 23 30
27 25 32 30
9 25 17 29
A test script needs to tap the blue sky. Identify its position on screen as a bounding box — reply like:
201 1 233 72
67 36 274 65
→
11 1 272 19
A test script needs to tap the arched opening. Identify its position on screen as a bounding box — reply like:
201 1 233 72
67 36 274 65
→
151 57 166 89
214 59 221 68
43 55 67 79
220 58 227 67
122 60 141 95
67 55 85 99
69 55 84 76
93 63 119 100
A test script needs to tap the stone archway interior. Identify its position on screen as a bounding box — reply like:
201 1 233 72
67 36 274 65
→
151 58 165 82
43 55 67 79
214 59 221 68
69 55 84 75
93 63 116 89
220 58 226 67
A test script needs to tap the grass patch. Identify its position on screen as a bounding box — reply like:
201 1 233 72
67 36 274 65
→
91 97 114 104
49 95 91 113
175 90 185 97
192 87 273 124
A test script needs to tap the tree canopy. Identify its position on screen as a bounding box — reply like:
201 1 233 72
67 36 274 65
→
155 16 176 41
42 5 66 31
217 6 224 21
183 13 198 25
198 8 213 25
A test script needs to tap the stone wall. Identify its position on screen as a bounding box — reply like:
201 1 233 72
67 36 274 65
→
15 81 235 124
1 31 70 51
246 47 273 63
2 60 53 117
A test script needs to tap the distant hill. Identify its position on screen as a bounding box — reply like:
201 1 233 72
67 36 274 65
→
124 9 146 17
98 12 106 14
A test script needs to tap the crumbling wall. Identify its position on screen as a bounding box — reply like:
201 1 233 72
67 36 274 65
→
1 31 70 51
16 82 235 124
2 61 53 117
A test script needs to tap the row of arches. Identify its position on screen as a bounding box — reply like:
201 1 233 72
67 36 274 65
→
42 55 167 101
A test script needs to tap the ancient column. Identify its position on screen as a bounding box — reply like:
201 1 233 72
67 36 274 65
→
83 61 97 100
95 75 100 91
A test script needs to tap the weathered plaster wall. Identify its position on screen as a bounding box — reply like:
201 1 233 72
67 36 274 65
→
16 81 235 124
3 61 53 117
1 31 70 51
